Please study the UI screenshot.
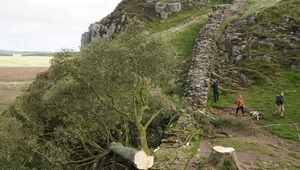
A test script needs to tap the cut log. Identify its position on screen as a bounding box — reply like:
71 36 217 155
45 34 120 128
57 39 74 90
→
109 142 154 170
207 146 241 170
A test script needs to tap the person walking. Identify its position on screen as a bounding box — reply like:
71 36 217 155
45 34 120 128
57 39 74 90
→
235 95 245 116
211 80 219 102
273 92 284 118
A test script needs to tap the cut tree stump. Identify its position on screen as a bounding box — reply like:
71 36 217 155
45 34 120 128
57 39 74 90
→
207 146 241 170
109 142 154 170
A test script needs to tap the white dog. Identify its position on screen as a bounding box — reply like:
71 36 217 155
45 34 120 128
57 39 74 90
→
250 111 261 120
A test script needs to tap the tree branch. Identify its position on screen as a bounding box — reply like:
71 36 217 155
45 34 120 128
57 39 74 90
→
88 107 117 144
78 124 104 151
73 151 110 169
33 150 54 164
75 131 94 156
76 74 133 122
138 105 149 122
66 156 97 165
144 108 163 129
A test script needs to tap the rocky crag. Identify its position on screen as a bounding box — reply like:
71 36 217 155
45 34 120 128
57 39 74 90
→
80 2 127 46
81 0 215 46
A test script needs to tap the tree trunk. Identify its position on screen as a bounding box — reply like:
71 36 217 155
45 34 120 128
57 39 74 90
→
207 146 241 170
135 120 151 155
109 142 154 170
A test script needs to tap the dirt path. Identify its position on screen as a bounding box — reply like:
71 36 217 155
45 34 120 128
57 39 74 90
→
186 108 300 170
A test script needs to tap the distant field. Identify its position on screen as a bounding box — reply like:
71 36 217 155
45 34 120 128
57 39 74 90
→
0 56 51 113
0 56 52 67
0 67 49 113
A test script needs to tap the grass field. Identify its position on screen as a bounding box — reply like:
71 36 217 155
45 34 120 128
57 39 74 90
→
0 56 52 67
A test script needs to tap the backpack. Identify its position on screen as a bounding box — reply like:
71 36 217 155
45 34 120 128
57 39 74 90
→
275 95 280 105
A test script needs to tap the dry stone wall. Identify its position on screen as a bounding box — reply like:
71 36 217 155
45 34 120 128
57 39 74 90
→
184 0 246 110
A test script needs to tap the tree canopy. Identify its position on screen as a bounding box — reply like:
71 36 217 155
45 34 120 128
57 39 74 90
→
1 20 177 169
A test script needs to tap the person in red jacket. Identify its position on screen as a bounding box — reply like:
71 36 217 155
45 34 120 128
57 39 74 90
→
235 95 245 116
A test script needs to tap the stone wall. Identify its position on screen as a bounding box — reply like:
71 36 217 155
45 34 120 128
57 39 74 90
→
184 0 246 110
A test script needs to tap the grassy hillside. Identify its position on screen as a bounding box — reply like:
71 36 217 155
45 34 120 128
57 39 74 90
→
137 0 300 141
1 0 299 169
148 1 226 95
132 0 300 142
207 0 300 141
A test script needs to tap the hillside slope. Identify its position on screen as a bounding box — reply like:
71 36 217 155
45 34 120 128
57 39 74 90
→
212 0 300 139
1 0 300 170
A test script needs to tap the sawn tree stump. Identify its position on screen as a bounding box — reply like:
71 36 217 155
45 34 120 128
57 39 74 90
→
207 146 241 170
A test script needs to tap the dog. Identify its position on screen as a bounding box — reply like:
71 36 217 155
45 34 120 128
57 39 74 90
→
250 111 261 120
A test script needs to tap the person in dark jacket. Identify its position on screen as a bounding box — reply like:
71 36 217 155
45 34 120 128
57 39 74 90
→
211 80 219 102
273 92 284 118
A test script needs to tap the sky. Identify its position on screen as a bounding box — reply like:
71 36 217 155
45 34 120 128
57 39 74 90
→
0 0 121 52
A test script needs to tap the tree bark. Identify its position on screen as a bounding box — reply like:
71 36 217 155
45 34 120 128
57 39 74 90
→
109 142 154 170
207 146 241 170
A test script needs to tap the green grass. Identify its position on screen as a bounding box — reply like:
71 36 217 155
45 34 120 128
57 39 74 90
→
167 17 208 96
0 56 52 67
148 1 221 33
243 0 281 18
288 152 300 159
236 0 300 61
153 3 216 96
170 17 208 60
208 64 300 140
207 0 300 141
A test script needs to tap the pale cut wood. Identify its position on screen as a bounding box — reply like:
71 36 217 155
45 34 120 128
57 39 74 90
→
109 142 154 170
213 146 235 153
208 146 241 170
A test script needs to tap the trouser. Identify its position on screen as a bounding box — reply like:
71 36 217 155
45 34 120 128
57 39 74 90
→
214 92 218 102
236 105 244 115
277 105 284 117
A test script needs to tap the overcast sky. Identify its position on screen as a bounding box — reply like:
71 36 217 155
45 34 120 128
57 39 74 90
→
0 0 121 52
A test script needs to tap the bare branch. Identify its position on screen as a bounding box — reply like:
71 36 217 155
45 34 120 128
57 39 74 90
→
144 108 163 129
75 131 94 156
63 153 102 165
32 150 54 164
74 151 109 169
78 124 104 151
76 74 133 121
88 108 117 144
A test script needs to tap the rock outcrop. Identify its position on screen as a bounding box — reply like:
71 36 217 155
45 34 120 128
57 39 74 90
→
184 0 246 110
81 0 212 45
81 12 127 46
155 2 182 19
291 61 300 71
215 2 300 86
